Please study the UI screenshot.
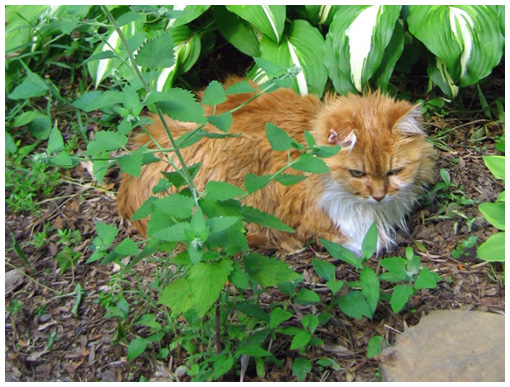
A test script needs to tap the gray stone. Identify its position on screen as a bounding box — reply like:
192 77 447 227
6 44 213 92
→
380 309 505 382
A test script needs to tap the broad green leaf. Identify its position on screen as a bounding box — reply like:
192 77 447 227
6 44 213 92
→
324 5 402 94
379 257 407 282
229 262 251 291
414 267 441 290
408 6 504 98
117 147 144 177
114 238 140 256
226 5 286 44
85 131 128 156
188 259 233 316
207 112 233 132
135 31 174 69
320 239 363 270
127 337 148 360
8 71 49 100
312 258 336 283
390 284 414 313
72 90 124 112
152 222 191 242
372 21 404 91
301 314 319 334
161 162 201 189
5 5 49 52
295 288 321 304
154 193 195 219
241 205 294 233
367 336 383 359
304 5 337 26
131 196 158 221
292 358 312 382
235 345 272 357
171 5 211 27
273 174 307 186
292 153 329 174
265 123 297 151
153 88 207 123
290 330 312 350
236 302 270 322
213 6 261 57
477 232 505 262
482 155 505 180
313 145 342 158
243 253 301 287
479 202 505 230
5 133 16 154
360 267 379 314
226 81 258 95
206 216 241 234
260 19 328 96
244 174 272 193
47 125 64 154
159 277 194 315
269 307 293 329
95 222 119 248
361 222 378 259
213 355 234 380
205 181 245 201
337 291 372 319
202 80 227 106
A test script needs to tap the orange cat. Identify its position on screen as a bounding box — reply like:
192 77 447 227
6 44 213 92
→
117 77 436 255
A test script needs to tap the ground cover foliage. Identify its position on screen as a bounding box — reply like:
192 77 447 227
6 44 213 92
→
5 5 505 382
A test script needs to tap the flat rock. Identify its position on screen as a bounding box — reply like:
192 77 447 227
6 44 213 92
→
5 268 25 295
380 309 505 382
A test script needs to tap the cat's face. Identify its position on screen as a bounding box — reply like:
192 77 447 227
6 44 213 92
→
313 92 436 204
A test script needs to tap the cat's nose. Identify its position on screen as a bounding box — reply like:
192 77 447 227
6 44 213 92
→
372 194 386 202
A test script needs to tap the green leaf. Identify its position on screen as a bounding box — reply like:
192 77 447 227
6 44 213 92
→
390 284 414 313
207 112 233 132
206 216 241 235
229 262 251 291
326 280 343 295
47 125 64 154
8 71 49 100
159 278 194 316
477 232 505 262
154 193 195 219
244 174 272 194
72 91 124 112
131 196 157 221
95 222 119 248
337 291 372 319
188 259 233 316
235 345 272 357
479 202 505 230
236 302 270 322
360 267 379 314
367 336 383 359
269 307 293 329
414 267 441 290
243 253 301 288
127 337 149 360
212 6 261 57
85 131 128 156
265 123 297 151
361 222 378 259
241 205 294 233
202 80 227 106
290 330 312 350
482 155 505 180
172 5 211 27
114 238 140 256
226 81 258 95
161 163 201 189
117 147 144 178
153 89 207 123
260 19 328 96
135 32 174 69
301 314 319 334
312 258 336 283
292 153 329 174
292 358 312 382
226 5 286 44
213 355 234 380
273 174 307 186
313 145 342 158
295 288 321 304
379 257 407 282
152 222 191 242
205 181 245 201
320 239 363 270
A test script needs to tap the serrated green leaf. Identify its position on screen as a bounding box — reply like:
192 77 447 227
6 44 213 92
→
202 80 227 106
244 174 272 194
273 174 307 186
313 145 342 158
241 205 294 233
114 238 140 256
154 193 195 219
265 123 297 151
207 112 233 132
132 196 157 221
390 284 414 313
117 147 144 177
152 222 191 242
161 163 201 189
292 153 329 174
8 71 49 100
188 259 233 316
159 277 194 315
292 358 312 382
47 125 64 154
154 88 206 123
243 253 301 288
225 80 258 95
205 181 245 201
206 216 241 234
85 131 128 156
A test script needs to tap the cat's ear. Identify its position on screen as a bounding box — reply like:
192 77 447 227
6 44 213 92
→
394 104 425 136
329 128 357 152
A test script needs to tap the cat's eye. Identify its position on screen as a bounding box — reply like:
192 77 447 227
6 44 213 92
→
387 168 403 176
349 169 365 178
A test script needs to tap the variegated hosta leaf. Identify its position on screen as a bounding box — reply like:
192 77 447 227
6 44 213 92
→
258 19 328 97
87 19 145 87
226 5 286 44
408 5 504 98
154 26 201 92
168 5 211 28
324 5 402 94
304 5 337 26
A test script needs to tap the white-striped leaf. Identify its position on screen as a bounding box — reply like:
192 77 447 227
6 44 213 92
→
169 5 211 28
304 5 337 26
408 5 504 98
324 5 402 94
87 18 145 87
226 5 285 44
258 19 328 97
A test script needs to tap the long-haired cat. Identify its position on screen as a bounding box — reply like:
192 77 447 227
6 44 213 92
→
117 77 436 255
